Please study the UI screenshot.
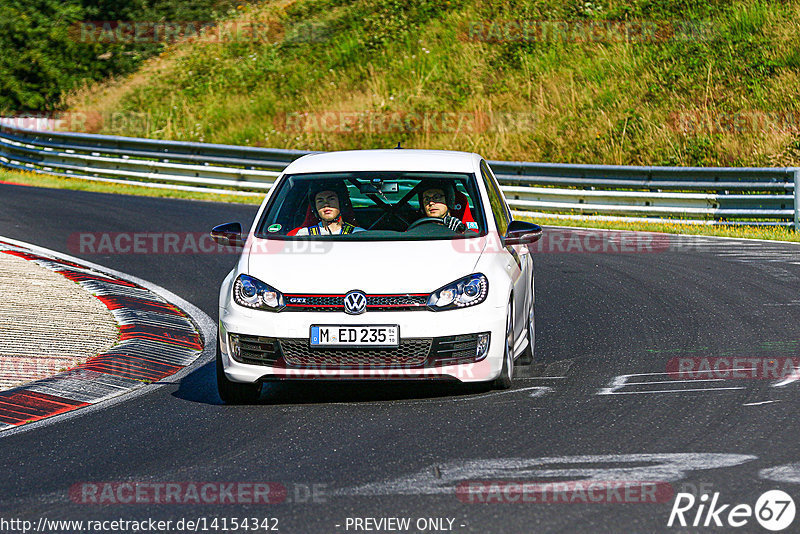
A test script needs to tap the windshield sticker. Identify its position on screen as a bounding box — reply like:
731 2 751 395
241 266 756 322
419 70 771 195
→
466 222 478 230
267 224 282 233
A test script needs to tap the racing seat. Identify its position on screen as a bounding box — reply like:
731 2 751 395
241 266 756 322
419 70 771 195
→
451 191 478 232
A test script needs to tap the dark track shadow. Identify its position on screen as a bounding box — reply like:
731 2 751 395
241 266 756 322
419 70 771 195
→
170 359 495 406
169 360 220 404
256 379 493 405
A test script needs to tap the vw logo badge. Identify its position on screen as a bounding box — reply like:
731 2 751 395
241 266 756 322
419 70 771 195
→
343 290 367 315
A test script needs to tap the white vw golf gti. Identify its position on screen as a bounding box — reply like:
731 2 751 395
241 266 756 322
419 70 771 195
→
212 149 542 403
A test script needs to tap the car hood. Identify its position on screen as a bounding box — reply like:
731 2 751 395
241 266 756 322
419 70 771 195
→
246 237 487 294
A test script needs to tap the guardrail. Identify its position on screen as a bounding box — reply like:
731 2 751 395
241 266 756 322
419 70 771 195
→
1 122 798 229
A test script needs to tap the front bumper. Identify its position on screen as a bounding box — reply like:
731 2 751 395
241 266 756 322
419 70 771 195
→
219 303 506 383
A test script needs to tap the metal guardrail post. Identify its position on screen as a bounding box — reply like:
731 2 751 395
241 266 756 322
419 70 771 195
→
795 169 800 231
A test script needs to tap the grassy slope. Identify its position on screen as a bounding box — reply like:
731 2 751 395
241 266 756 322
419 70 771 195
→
64 0 800 167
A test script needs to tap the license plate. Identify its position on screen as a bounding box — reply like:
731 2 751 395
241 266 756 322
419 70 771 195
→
310 325 399 348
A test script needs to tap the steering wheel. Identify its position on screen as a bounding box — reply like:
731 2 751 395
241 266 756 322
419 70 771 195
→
407 217 445 230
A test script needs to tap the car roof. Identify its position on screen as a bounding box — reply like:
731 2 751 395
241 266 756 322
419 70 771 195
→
282 149 482 175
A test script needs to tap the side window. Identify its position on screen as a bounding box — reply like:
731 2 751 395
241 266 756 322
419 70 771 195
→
480 160 510 235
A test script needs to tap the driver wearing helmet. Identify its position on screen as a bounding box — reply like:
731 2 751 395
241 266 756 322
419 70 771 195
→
293 181 365 236
418 180 466 233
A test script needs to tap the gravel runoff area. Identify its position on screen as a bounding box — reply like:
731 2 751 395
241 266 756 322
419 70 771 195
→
0 252 119 390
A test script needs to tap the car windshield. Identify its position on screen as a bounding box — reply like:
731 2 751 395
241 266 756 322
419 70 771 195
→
255 171 486 240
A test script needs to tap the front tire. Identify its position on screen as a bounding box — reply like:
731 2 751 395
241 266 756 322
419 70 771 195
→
216 344 261 404
493 303 514 389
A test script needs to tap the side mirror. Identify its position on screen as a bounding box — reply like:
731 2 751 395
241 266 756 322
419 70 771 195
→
211 222 244 247
504 220 543 246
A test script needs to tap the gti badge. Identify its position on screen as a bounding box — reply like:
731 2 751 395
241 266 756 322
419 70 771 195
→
343 290 367 315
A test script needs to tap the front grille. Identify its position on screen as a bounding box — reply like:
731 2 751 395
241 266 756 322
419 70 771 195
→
284 294 428 312
289 296 341 307
234 335 281 365
280 339 431 368
230 332 487 368
368 295 427 307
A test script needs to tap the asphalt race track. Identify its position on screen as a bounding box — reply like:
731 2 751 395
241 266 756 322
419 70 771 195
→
1 182 800 533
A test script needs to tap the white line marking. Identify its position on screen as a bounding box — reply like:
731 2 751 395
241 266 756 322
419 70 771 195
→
450 386 552 402
598 369 760 395
770 367 800 388
604 387 745 395
605 369 755 379
524 376 566 379
609 371 676 378
597 375 630 395
624 379 726 386
337 453 757 496
761 462 800 484
742 401 776 406
772 376 800 387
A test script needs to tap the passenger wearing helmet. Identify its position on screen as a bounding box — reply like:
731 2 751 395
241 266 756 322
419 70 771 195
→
293 182 365 236
418 180 466 233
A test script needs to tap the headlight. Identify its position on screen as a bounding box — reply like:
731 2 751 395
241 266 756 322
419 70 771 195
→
233 274 285 311
427 273 488 311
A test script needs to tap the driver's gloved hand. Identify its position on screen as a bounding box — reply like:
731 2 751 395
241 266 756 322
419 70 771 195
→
442 215 466 233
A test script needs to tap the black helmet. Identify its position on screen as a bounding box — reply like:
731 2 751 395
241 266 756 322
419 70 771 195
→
417 179 456 212
306 179 356 223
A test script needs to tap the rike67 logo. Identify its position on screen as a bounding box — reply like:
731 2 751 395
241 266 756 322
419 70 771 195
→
668 490 796 531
